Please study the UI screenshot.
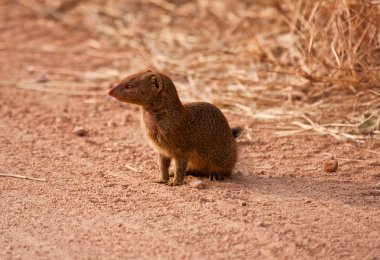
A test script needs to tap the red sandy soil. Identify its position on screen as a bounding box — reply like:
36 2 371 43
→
1 2 379 259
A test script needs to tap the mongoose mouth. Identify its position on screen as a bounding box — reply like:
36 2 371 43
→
108 85 132 103
108 86 121 98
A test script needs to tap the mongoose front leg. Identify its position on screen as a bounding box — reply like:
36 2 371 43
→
171 156 187 186
156 154 171 184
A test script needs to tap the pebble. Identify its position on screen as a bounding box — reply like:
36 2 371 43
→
73 126 86 137
255 221 267 227
36 74 49 83
323 159 338 173
107 120 117 127
241 201 247 206
190 180 206 189
55 117 64 123
55 116 69 124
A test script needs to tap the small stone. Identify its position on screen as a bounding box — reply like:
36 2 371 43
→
305 199 311 204
255 221 267 227
190 180 206 189
55 116 69 124
241 201 247 206
107 120 117 127
36 74 49 83
73 126 86 137
323 159 338 173
221 236 230 242
55 117 64 123
27 66 35 72
123 113 132 124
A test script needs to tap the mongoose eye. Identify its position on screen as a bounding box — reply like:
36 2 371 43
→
125 85 133 89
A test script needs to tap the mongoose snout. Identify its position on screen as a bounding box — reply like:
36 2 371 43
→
109 70 241 186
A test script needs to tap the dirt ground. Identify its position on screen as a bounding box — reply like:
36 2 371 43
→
1 2 380 259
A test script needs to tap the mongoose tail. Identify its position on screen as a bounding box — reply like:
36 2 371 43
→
231 127 244 138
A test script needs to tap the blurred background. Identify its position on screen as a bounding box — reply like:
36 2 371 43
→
1 0 380 139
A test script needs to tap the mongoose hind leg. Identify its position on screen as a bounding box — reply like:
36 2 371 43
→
170 156 187 186
156 154 171 184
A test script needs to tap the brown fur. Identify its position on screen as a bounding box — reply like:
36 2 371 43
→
109 70 241 185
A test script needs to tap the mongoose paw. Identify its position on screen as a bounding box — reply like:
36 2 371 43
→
155 179 169 184
168 180 184 186
209 173 225 181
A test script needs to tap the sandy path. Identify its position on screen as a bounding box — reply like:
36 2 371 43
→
1 2 379 259
1 87 379 259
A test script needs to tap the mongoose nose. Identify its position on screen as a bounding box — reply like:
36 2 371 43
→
108 88 114 96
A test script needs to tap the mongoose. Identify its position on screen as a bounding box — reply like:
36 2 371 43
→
109 70 241 185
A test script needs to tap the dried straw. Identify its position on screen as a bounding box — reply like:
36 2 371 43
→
21 0 380 139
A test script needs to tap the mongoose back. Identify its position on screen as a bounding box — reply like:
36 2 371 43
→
109 70 241 185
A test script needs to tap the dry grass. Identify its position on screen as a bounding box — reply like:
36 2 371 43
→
20 0 380 139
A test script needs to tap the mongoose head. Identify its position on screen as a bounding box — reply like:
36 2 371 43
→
109 70 181 109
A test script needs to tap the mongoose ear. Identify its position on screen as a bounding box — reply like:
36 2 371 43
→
150 74 163 93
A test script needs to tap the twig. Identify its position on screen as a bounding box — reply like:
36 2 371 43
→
0 174 47 182
125 164 140 173
19 81 109 88
321 153 368 162
0 80 17 87
148 0 176 12
365 149 380 156
0 46 127 60
54 0 86 13
17 82 107 96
